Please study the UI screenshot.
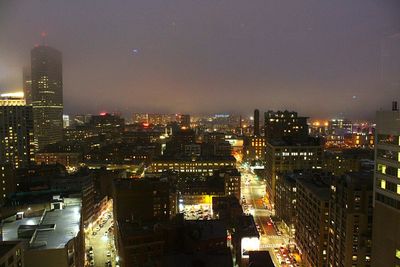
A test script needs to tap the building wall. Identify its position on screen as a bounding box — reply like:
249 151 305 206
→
0 103 35 169
295 180 329 267
265 144 322 201
371 202 400 267
328 175 373 267
371 109 400 267
25 248 68 267
0 241 25 267
150 159 235 175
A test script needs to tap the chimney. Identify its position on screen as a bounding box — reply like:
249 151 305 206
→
392 101 398 111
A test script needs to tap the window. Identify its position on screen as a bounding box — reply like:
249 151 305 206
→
381 180 386 189
396 249 400 260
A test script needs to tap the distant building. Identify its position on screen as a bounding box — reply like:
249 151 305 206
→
216 168 241 200
0 93 35 169
371 102 400 267
35 152 81 167
88 112 125 135
295 174 330 267
179 114 191 128
149 156 236 175
328 118 353 135
147 113 176 125
22 66 32 105
328 172 374 267
244 136 265 162
254 109 260 137
62 114 69 128
31 45 63 149
264 110 308 142
131 113 148 124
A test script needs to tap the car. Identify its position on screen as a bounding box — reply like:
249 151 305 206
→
106 251 111 257
92 232 97 236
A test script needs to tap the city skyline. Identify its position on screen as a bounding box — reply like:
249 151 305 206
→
0 0 399 119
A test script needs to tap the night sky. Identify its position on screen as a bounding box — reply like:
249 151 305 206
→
0 0 399 119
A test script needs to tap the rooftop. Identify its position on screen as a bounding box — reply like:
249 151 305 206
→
2 205 81 250
296 174 330 200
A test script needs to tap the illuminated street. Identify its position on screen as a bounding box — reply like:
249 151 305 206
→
85 201 118 267
240 165 298 267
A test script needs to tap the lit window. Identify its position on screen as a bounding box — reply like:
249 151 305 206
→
396 249 400 260
380 180 386 189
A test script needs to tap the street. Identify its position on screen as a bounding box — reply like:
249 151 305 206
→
85 200 119 267
239 165 301 267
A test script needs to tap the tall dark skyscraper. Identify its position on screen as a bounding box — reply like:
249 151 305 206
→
254 109 260 137
31 45 63 149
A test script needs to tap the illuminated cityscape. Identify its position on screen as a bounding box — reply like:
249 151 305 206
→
0 1 399 267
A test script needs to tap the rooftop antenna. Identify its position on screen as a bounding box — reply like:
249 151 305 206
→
40 31 47 46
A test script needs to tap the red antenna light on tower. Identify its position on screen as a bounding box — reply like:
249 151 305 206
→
40 31 47 46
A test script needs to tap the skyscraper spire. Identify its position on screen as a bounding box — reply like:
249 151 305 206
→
41 31 47 46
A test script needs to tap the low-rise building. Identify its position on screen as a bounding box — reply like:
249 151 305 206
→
149 156 236 175
112 178 178 223
2 202 84 267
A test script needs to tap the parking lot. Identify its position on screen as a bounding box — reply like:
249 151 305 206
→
182 204 212 220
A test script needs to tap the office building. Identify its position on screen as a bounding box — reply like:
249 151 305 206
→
265 138 323 201
275 173 297 235
31 45 63 149
264 110 308 142
0 93 35 169
179 114 191 128
328 172 374 267
295 174 330 267
149 156 236 175
371 102 400 267
244 136 265 162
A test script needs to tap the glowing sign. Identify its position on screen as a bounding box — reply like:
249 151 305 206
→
241 237 260 258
